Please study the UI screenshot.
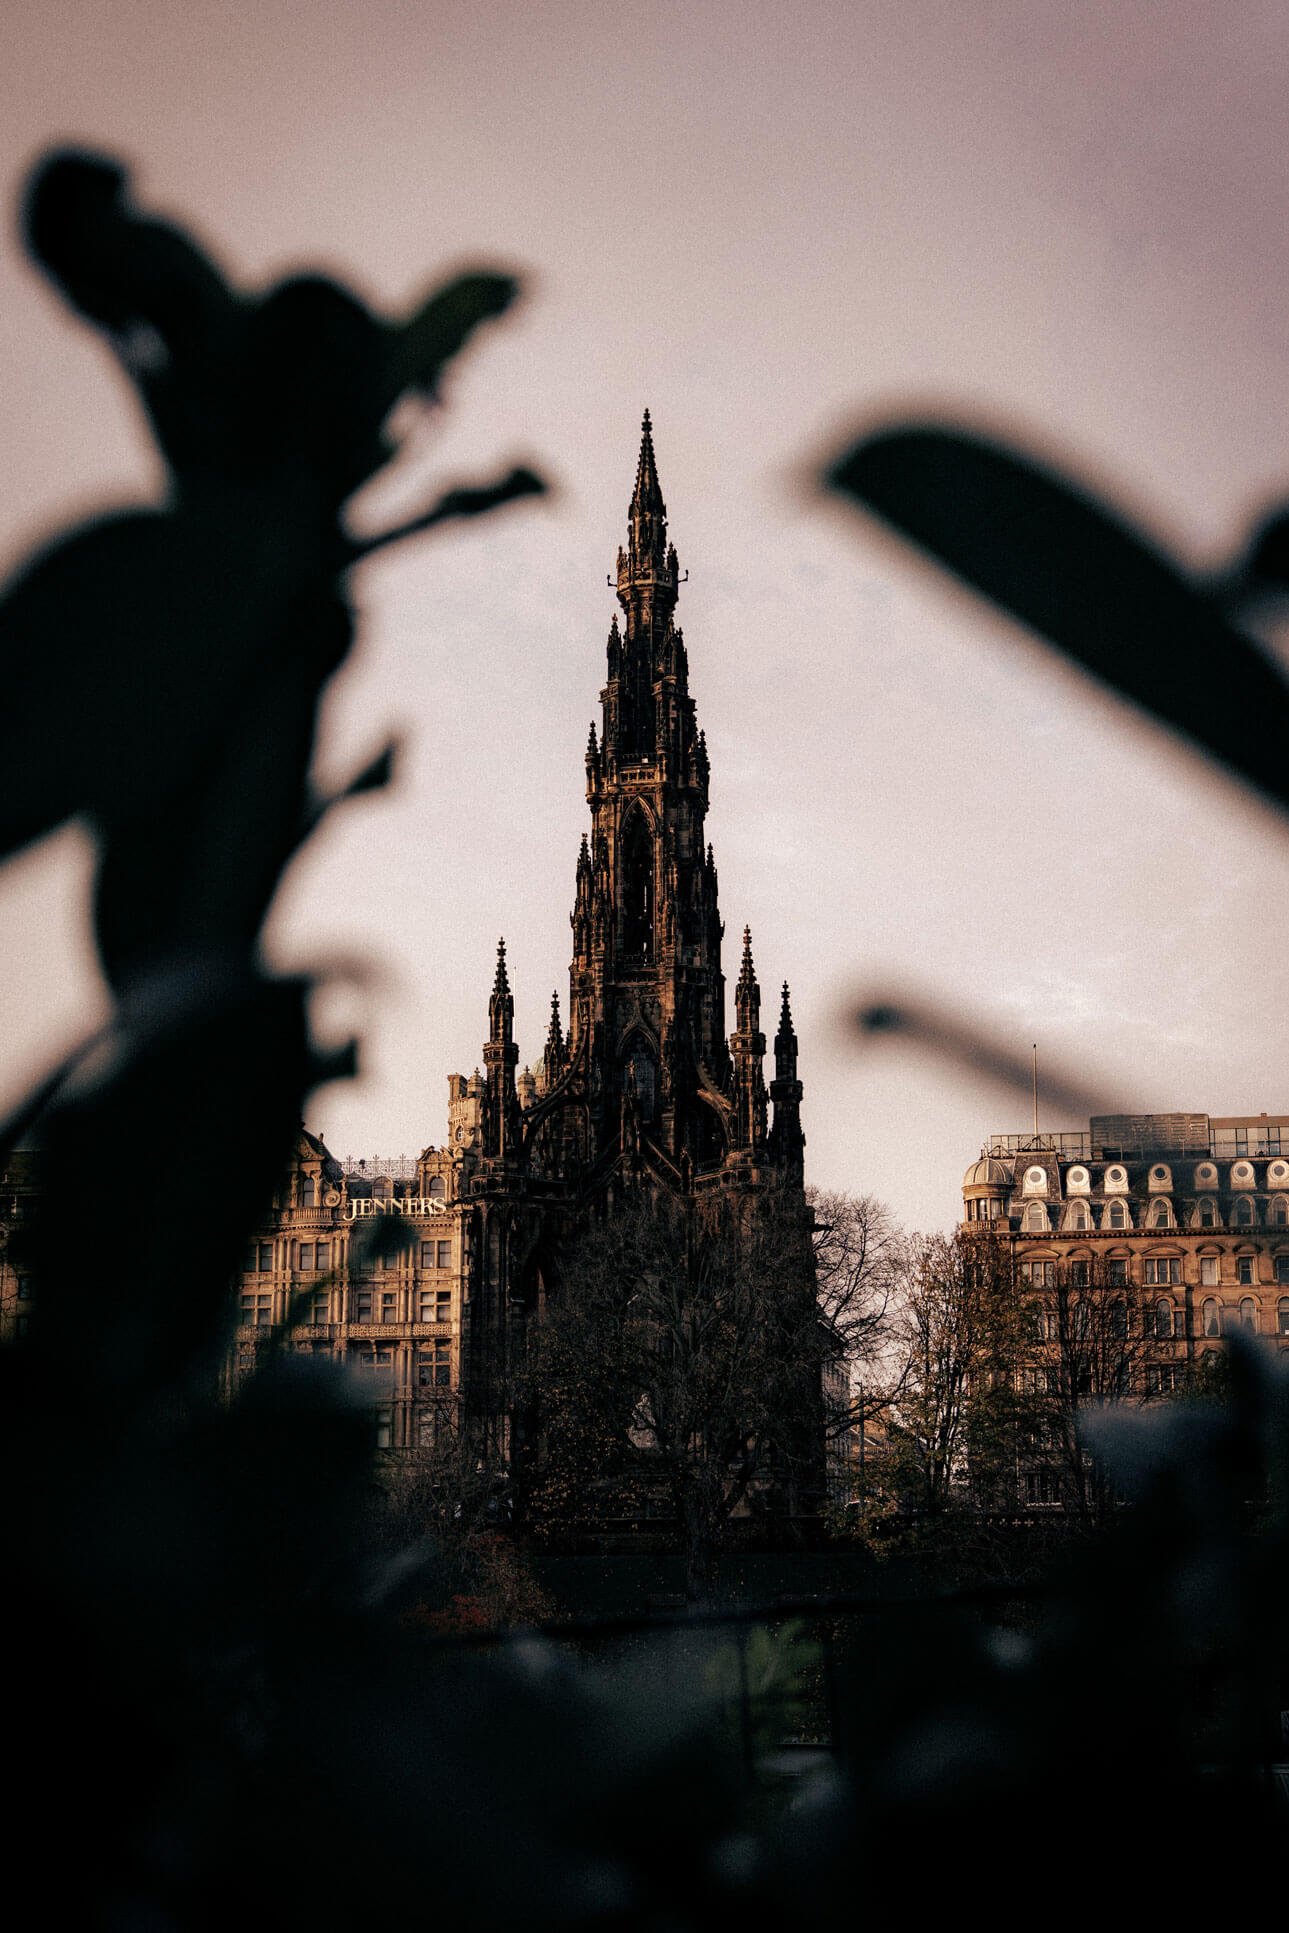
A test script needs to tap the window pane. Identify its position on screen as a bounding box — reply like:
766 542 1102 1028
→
299 1242 314 1271
1201 1256 1219 1286
316 1241 329 1270
437 1240 452 1269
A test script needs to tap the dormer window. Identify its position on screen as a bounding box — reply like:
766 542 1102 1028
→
1066 1165 1090 1194
1023 1165 1048 1194
1104 1166 1128 1193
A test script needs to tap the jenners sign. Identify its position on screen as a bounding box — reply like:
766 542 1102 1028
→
345 1197 449 1221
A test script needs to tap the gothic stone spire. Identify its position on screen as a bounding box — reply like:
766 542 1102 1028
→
769 980 805 1180
483 938 519 1158
729 927 768 1153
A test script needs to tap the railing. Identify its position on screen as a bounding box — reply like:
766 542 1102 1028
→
341 1155 419 1179
986 1132 1092 1156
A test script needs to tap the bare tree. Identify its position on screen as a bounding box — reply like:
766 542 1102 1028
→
1012 1258 1172 1523
373 1406 554 1629
520 1187 825 1599
879 1227 1026 1517
806 1186 903 1489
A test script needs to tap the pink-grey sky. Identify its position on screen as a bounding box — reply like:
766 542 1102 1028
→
3 1 1289 1231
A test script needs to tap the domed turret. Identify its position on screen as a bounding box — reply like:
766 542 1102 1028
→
962 1154 1011 1224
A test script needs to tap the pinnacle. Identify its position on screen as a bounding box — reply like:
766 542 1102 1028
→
738 926 756 985
492 937 510 997
778 982 794 1028
631 405 665 517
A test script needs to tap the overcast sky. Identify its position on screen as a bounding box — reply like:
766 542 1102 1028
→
3 1 1289 1232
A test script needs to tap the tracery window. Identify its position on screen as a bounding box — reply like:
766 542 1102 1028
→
621 813 655 959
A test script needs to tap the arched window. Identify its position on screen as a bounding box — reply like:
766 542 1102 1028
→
1149 1164 1172 1191
620 812 655 959
1202 1297 1221 1338
428 1176 446 1199
1238 1297 1258 1333
1233 1196 1257 1228
1271 1196 1289 1227
301 1174 316 1207
1154 1298 1174 1341
1066 1166 1090 1194
1107 1200 1128 1230
1196 1197 1218 1228
1023 1165 1048 1194
624 1039 658 1121
1279 1297 1289 1337
1149 1198 1173 1228
1022 1202 1049 1233
1064 1201 1089 1231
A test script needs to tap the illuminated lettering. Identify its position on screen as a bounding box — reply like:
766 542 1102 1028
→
344 1197 448 1221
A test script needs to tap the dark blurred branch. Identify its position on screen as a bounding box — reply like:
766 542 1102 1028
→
853 990 1119 1121
827 423 1289 823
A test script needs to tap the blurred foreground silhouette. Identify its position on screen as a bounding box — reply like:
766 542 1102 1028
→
1 146 1287 1929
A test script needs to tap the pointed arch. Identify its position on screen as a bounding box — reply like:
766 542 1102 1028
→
620 805 656 960
621 1027 659 1123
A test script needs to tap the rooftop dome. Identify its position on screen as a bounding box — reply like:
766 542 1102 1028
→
963 1156 1010 1191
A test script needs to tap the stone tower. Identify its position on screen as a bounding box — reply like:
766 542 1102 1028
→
528 409 801 1185
461 414 808 1443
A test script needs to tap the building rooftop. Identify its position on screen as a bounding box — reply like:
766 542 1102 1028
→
983 1113 1288 1163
